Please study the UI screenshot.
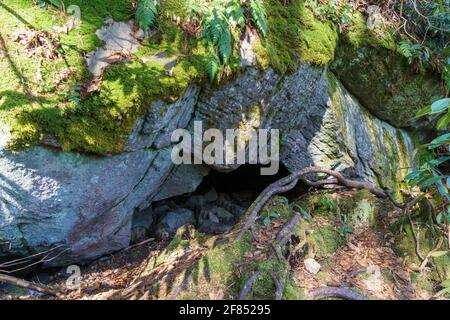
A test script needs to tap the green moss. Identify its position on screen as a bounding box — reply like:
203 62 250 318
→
282 279 307 300
410 272 435 292
301 190 382 229
261 196 293 220
297 6 338 65
331 11 441 128
309 224 344 258
343 12 396 50
254 0 337 73
293 214 345 259
0 0 210 154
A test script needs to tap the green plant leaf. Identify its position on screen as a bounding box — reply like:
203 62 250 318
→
431 98 450 114
429 133 450 148
437 110 450 129
429 250 449 258
414 105 432 118
136 0 160 31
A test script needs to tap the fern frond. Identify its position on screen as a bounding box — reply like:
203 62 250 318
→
248 0 268 36
399 40 412 62
136 0 160 31
206 50 221 80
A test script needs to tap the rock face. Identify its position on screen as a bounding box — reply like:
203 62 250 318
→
0 88 202 265
0 65 415 265
193 65 414 197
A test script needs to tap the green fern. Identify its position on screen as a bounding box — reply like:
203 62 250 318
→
136 0 160 31
399 40 413 63
188 0 267 80
248 0 268 36
206 49 221 80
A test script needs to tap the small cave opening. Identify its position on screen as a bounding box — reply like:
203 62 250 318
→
144 163 308 241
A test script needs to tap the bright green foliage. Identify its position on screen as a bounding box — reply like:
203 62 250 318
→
305 0 352 27
398 40 431 66
136 0 160 31
406 98 450 218
248 0 268 36
0 0 201 153
186 0 267 80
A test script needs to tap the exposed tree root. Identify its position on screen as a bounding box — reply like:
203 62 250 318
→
275 212 302 248
271 272 283 300
308 286 369 300
238 271 260 300
238 166 391 240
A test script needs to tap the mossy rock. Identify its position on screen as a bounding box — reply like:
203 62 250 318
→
331 12 442 128
0 0 209 154
130 196 309 300
253 0 338 73
301 190 388 229
294 218 345 259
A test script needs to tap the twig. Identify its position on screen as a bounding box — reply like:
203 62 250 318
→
0 245 69 274
419 236 444 271
0 273 61 297
309 286 369 300
121 238 155 252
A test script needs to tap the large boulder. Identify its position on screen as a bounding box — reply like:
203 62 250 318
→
0 143 171 264
0 64 416 265
193 65 414 198
0 87 203 265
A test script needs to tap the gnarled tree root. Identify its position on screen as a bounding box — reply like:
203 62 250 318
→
238 166 392 240
238 271 260 300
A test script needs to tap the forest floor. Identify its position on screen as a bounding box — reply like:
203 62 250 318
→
0 207 437 300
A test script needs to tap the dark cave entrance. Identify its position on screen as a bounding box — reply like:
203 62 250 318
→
148 163 308 239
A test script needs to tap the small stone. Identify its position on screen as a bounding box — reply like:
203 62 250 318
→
215 207 234 222
304 258 321 274
208 212 220 224
154 208 195 238
203 188 218 203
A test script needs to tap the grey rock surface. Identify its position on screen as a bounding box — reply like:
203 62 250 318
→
153 164 209 202
87 20 141 76
0 144 173 264
193 65 414 194
154 208 195 239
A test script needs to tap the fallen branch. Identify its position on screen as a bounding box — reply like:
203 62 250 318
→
0 273 61 297
238 166 390 240
309 286 369 300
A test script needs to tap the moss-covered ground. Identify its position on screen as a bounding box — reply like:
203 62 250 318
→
0 0 211 154
0 0 443 152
